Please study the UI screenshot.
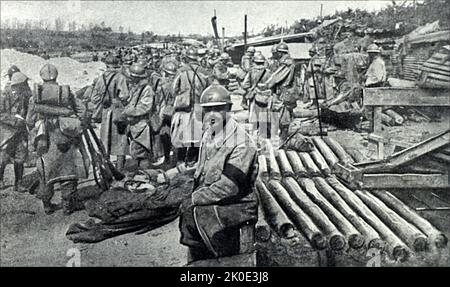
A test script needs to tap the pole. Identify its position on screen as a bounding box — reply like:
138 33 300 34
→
310 60 324 138
222 27 225 52
320 3 323 19
244 14 248 51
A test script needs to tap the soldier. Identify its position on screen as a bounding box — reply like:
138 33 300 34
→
121 54 134 78
90 55 130 171
267 44 280 72
121 63 158 168
241 46 255 72
155 62 178 166
211 53 232 87
27 64 89 215
304 46 321 107
179 84 258 263
0 69 31 192
321 44 338 100
171 47 209 166
241 53 273 139
365 44 386 88
265 42 298 141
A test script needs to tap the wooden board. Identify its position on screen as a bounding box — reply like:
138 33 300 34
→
363 88 450 107
361 173 449 189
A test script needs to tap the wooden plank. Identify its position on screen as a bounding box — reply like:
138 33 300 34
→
407 30 450 45
362 174 449 189
425 72 450 82
356 130 450 172
363 88 450 106
373 107 383 133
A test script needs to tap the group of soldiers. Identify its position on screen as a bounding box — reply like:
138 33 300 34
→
0 39 385 263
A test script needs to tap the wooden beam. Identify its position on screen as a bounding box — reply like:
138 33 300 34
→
362 173 449 189
355 130 450 172
363 88 450 106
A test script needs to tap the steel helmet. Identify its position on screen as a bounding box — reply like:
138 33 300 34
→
40 63 58 81
7 65 21 78
247 46 256 53
253 53 266 63
200 84 232 107
122 54 134 65
105 55 120 67
129 63 147 78
185 48 198 60
197 48 207 56
136 58 148 67
367 43 381 53
163 62 177 75
220 52 230 61
10 72 29 86
277 42 289 53
271 44 278 53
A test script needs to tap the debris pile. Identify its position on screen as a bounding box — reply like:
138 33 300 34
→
1 49 106 91
256 136 447 262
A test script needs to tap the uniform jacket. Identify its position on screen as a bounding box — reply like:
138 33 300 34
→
173 62 209 111
0 82 30 147
189 118 259 256
123 80 155 150
365 56 386 87
91 69 129 155
241 65 272 101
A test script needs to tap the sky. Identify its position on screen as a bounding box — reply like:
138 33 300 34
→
1 1 393 36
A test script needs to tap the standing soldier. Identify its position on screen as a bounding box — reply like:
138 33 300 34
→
121 63 157 168
267 44 280 72
155 62 178 166
171 47 209 166
265 42 298 141
0 68 31 192
90 55 130 171
27 64 90 215
179 84 258 263
304 46 321 108
321 44 338 100
241 46 255 72
241 53 273 139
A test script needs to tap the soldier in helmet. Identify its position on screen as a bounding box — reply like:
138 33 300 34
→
267 44 280 72
365 43 386 87
304 46 321 108
0 68 31 192
121 63 158 168
321 44 338 100
211 52 232 87
90 55 130 171
27 64 90 214
171 47 209 166
241 53 273 139
265 42 298 141
154 62 178 166
179 84 258 263
241 45 255 72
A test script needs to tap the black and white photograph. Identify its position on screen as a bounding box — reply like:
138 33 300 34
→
0 0 449 272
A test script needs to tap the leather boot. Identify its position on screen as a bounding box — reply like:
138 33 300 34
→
43 201 61 215
13 163 27 193
62 197 84 215
61 181 84 215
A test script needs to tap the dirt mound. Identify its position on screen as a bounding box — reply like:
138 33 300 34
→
1 49 105 91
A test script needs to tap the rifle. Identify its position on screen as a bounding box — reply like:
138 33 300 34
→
310 59 324 138
82 121 125 191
